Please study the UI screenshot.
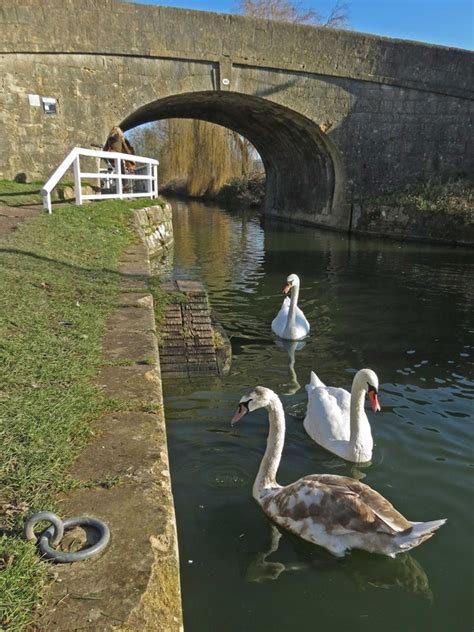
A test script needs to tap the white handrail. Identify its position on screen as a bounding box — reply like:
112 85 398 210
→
41 146 159 213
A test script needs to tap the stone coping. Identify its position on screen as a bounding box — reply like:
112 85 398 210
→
41 215 183 630
3 0 472 98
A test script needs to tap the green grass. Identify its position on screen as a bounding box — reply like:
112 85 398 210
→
0 179 58 207
361 177 473 213
0 179 103 208
0 190 163 630
0 538 46 630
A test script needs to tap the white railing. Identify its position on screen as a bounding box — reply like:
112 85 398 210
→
41 147 159 213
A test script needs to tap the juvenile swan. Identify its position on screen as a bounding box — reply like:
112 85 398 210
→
271 274 310 341
304 369 381 463
231 386 446 558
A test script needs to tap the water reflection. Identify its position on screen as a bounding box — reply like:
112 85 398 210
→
273 338 306 394
149 241 174 278
241 523 432 600
171 199 265 297
162 199 474 632
240 524 308 582
348 550 432 600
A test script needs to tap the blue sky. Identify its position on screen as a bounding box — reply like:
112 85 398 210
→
130 0 473 50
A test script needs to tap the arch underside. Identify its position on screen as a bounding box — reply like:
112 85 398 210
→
120 91 337 220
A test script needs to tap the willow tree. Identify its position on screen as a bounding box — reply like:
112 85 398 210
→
130 119 254 196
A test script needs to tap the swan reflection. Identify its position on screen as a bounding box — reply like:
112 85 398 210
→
240 525 309 582
240 524 431 599
349 549 432 600
274 338 306 395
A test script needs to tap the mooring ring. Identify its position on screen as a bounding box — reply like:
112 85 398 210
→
39 516 111 563
24 511 64 547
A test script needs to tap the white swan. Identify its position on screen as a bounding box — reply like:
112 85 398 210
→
231 386 445 557
304 369 381 463
271 274 310 341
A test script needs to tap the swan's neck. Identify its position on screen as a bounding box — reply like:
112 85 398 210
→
349 381 366 448
286 283 300 329
253 397 285 497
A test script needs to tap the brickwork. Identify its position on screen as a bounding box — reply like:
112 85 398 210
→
159 280 219 378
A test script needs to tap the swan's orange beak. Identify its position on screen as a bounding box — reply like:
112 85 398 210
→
231 404 248 426
283 282 292 294
368 390 381 412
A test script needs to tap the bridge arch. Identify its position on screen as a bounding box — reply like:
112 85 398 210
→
120 91 347 225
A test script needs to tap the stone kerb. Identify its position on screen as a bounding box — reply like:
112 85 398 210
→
42 208 182 631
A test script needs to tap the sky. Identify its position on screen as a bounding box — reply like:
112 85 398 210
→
129 0 474 50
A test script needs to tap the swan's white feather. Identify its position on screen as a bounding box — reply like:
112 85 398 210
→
309 370 325 388
271 297 310 341
303 371 374 463
258 473 445 558
271 275 310 341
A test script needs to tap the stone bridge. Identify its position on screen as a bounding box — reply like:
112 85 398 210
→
1 0 472 230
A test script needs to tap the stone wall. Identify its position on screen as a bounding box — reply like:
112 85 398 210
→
134 204 174 256
1 0 472 231
351 202 474 246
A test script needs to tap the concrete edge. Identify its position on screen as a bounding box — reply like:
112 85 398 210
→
117 208 182 631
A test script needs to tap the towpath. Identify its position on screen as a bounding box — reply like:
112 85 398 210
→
0 204 44 236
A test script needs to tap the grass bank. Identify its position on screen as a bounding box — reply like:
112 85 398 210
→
0 189 162 630
0 179 64 208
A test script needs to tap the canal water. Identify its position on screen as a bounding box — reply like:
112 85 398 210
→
156 199 473 632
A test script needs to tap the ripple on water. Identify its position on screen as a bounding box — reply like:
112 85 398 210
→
204 463 250 490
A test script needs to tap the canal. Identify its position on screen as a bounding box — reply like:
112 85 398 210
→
157 198 473 632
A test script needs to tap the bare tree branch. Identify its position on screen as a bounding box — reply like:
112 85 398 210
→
321 1 350 28
238 0 349 27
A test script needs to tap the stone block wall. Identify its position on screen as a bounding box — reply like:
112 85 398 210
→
351 202 474 246
134 204 174 256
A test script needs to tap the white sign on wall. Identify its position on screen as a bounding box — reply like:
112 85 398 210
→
28 94 41 106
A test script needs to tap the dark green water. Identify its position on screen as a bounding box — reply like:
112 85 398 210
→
157 199 473 632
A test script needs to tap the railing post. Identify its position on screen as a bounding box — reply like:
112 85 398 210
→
153 164 159 198
73 155 83 206
146 163 152 197
116 159 123 199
